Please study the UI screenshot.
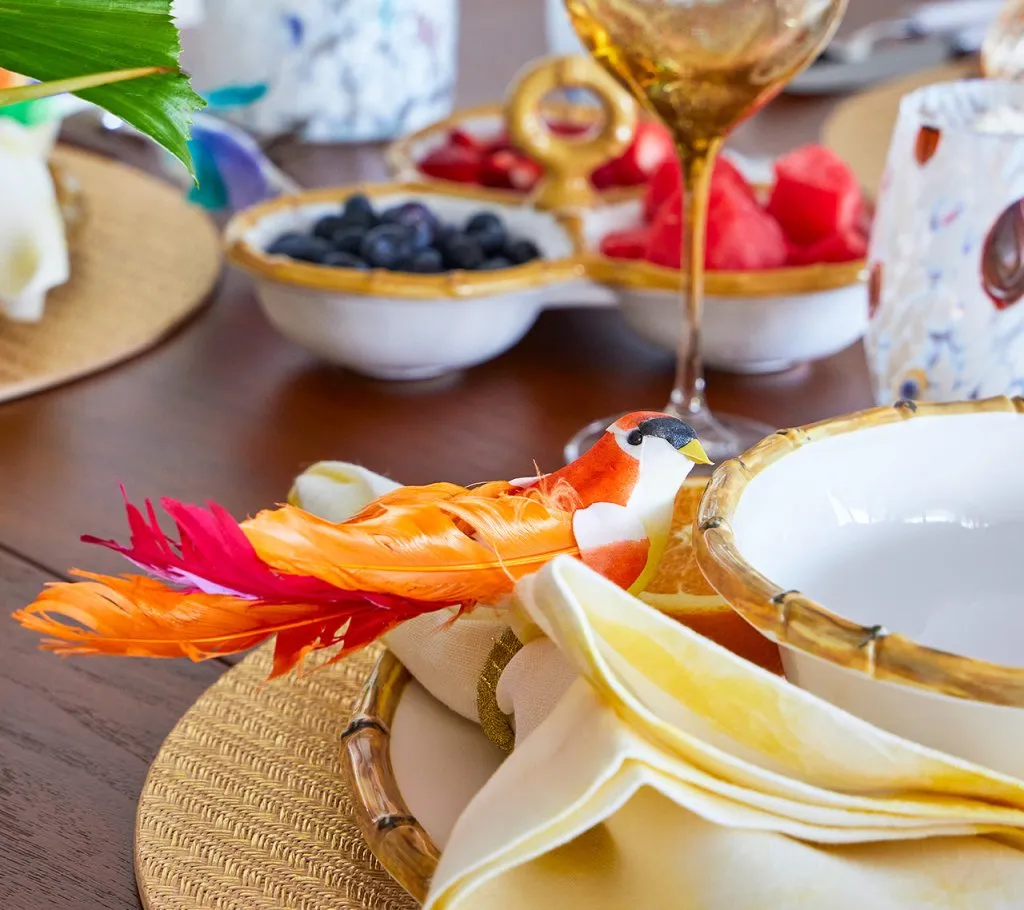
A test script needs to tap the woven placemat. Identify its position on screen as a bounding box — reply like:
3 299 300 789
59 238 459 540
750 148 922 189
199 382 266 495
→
135 643 418 910
0 146 221 404
821 59 975 200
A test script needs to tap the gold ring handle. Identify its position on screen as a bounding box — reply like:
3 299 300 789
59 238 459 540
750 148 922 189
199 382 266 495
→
505 55 638 212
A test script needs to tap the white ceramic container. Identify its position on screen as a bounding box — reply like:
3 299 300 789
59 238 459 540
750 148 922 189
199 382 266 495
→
224 183 586 380
697 397 1024 779
583 200 868 374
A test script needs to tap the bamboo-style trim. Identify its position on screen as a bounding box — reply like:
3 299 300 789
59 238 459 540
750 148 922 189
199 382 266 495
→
696 396 1024 707
341 651 440 902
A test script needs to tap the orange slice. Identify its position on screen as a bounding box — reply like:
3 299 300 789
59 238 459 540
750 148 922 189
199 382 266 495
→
641 476 783 674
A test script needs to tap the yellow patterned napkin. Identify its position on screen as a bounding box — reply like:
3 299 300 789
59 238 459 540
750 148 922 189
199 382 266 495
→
425 557 1024 909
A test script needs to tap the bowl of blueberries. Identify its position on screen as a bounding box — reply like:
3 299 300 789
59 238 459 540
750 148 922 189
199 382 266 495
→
224 182 585 380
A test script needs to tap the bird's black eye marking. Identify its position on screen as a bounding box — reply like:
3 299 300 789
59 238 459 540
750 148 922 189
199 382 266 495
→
626 429 643 446
636 416 697 449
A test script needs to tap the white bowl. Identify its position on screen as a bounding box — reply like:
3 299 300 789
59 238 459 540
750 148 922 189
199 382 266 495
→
583 200 868 374
223 183 585 381
697 398 1024 778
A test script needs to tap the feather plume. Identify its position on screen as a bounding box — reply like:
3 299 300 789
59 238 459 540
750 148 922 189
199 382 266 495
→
14 572 427 678
12 493 454 676
241 481 580 603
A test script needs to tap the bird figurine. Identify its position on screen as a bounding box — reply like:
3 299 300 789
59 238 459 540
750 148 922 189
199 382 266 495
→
13 412 709 679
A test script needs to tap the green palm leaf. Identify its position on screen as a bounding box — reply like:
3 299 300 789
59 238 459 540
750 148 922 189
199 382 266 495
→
0 0 204 174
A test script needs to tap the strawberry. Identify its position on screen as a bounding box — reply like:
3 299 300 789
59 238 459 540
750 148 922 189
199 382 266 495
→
600 227 652 260
591 160 619 190
480 150 543 191
484 131 515 155
449 128 485 153
420 145 483 184
766 145 863 245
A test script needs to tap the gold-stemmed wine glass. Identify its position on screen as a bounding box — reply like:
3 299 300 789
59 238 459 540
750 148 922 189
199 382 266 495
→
563 0 849 464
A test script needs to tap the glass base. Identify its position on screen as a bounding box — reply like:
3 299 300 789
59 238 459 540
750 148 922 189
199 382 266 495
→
564 408 775 467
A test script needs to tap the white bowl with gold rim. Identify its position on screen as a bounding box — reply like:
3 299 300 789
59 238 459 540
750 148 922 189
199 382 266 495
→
584 199 868 374
224 182 591 381
696 397 1024 779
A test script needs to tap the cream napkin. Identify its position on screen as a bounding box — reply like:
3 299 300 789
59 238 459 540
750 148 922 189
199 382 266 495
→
290 461 1024 907
427 557 1024 910
0 118 69 323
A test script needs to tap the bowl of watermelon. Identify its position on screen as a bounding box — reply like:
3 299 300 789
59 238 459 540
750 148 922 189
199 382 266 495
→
590 145 870 374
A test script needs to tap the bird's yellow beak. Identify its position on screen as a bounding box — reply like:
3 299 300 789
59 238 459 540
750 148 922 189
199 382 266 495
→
678 438 713 465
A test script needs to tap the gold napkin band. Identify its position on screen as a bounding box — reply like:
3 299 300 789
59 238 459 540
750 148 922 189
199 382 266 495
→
476 628 524 755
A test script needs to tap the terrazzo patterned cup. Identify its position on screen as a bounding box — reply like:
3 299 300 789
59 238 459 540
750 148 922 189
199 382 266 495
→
866 79 1024 403
184 0 457 143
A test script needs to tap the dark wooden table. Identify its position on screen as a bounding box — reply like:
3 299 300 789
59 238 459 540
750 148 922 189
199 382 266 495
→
0 1 906 906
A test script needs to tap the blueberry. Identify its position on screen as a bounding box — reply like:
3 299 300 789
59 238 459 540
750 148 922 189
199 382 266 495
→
267 232 333 263
435 224 459 246
331 227 366 256
398 248 445 273
380 201 440 251
465 212 504 235
323 251 370 269
440 233 485 270
312 214 348 242
505 238 542 265
360 223 415 269
478 256 512 270
465 212 507 256
340 193 378 229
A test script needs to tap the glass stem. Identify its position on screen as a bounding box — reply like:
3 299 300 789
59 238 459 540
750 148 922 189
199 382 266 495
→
667 138 724 420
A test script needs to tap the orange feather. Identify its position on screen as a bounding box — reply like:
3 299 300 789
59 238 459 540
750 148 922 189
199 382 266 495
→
242 482 580 604
14 572 287 660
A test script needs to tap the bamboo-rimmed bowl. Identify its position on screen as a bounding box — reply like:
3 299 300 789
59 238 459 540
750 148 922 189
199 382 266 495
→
696 396 1024 779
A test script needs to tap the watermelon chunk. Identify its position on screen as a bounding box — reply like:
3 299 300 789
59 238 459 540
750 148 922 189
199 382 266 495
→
786 229 868 266
767 145 862 245
705 180 787 271
644 158 681 221
645 181 787 271
611 120 676 186
646 189 683 268
600 227 652 260
713 156 758 204
642 155 756 223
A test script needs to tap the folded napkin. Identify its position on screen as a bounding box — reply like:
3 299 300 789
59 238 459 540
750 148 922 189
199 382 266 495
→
0 117 69 323
291 461 1024 908
427 557 1024 910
